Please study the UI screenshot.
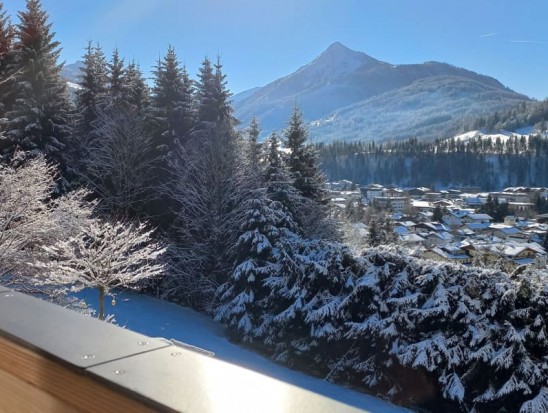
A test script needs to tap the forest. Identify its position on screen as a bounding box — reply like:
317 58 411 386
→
0 2 547 413
318 134 548 189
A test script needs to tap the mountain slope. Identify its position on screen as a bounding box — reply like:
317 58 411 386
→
233 43 529 142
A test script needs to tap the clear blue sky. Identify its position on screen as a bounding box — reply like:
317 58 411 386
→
5 0 548 99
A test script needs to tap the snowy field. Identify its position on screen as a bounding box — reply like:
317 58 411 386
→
75 289 409 413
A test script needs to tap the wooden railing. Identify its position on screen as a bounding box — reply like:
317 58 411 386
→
0 287 367 413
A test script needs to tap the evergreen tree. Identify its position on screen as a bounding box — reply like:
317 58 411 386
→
264 132 303 229
247 116 262 168
151 46 194 153
366 211 396 247
214 189 297 341
0 2 15 119
107 48 125 109
284 105 328 204
75 41 108 137
433 204 447 222
3 0 72 171
195 56 233 125
122 61 149 115
166 120 249 310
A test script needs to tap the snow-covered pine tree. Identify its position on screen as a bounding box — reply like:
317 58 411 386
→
260 237 357 371
4 0 72 172
282 105 337 239
214 188 298 341
264 131 304 231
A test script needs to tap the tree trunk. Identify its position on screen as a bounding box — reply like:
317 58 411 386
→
99 286 105 321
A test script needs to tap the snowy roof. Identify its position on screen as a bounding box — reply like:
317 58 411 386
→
400 234 425 243
465 198 483 206
465 223 491 231
467 213 493 221
412 200 431 208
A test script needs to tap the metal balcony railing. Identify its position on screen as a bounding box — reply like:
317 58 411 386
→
0 287 368 413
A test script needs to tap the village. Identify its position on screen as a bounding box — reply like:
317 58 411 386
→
329 181 548 270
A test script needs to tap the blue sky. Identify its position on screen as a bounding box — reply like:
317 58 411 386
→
5 0 548 99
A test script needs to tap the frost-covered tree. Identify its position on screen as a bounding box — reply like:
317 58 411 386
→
0 155 93 276
80 108 158 216
34 219 166 320
166 121 248 310
3 0 72 170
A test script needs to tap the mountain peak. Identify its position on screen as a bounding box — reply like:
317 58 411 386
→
295 42 379 81
325 41 352 52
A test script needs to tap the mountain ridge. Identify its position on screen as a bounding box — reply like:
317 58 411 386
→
233 42 529 142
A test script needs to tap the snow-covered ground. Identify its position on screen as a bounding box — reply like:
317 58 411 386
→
76 289 409 413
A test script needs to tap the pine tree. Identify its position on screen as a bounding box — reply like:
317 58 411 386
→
122 61 150 115
4 0 72 171
264 132 303 228
195 56 233 125
214 189 297 341
75 41 108 137
166 120 249 310
107 48 125 109
0 2 15 119
247 116 262 168
284 105 328 204
151 46 194 153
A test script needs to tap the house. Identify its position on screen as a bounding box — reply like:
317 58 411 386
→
399 233 425 246
464 241 546 268
465 197 484 207
383 187 405 198
423 246 471 264
488 224 524 241
442 208 474 228
422 231 454 247
415 222 450 233
462 213 493 224
361 184 384 202
411 199 432 213
373 196 410 212
406 187 432 198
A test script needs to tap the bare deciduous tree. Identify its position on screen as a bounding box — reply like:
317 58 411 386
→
33 219 166 320
81 108 158 215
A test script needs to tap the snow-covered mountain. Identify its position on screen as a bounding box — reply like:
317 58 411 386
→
233 42 529 142
60 61 83 100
